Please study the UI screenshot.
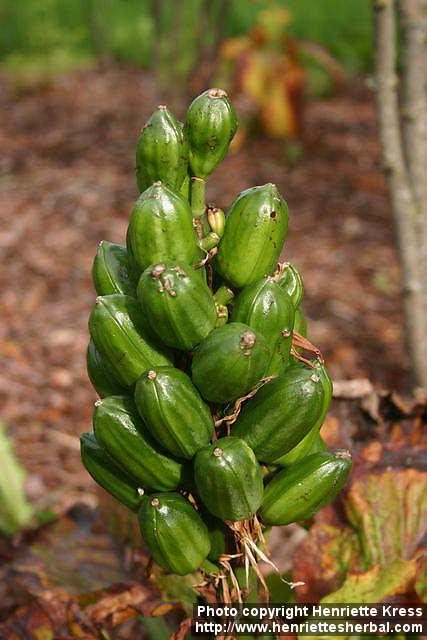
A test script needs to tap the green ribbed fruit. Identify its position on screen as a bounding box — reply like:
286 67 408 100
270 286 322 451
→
231 278 295 375
137 262 216 350
191 322 271 403
232 362 325 462
273 360 332 466
294 306 307 337
138 493 210 575
185 88 237 179
88 294 172 388
92 241 136 297
93 395 186 491
275 263 304 307
86 339 126 398
215 184 289 288
202 511 228 562
194 437 263 521
136 105 188 192
80 432 143 512
134 367 214 460
126 182 198 274
274 431 328 468
260 450 352 525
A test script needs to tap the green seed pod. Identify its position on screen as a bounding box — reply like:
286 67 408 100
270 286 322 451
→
194 437 264 521
274 430 328 468
215 184 289 288
138 493 211 575
80 432 143 512
294 306 307 337
231 278 295 375
134 367 214 460
86 339 127 398
191 322 272 403
292 306 308 359
273 360 332 467
89 294 172 388
274 262 304 308
232 362 325 462
136 105 188 192
260 450 352 525
207 205 225 237
185 88 237 179
93 395 187 491
137 262 217 350
201 510 228 562
311 433 328 454
126 182 198 274
92 241 137 297
179 173 191 201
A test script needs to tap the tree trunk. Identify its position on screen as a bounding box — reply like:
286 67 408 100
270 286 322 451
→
373 0 427 389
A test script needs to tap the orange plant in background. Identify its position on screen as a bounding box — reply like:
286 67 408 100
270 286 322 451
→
219 6 305 141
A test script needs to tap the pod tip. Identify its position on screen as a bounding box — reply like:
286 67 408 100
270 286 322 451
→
335 449 352 460
208 88 228 99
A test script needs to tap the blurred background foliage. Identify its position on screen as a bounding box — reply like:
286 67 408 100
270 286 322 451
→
0 0 373 82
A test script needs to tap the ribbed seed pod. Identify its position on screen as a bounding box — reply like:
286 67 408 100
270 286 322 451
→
136 105 188 192
274 262 304 308
215 184 289 288
232 362 325 462
138 493 211 575
93 395 187 491
194 437 264 521
80 432 143 512
231 278 295 375
88 294 172 388
260 450 352 525
273 360 332 466
191 322 272 403
92 241 137 297
294 307 307 337
137 262 216 350
86 339 127 398
134 367 214 460
185 88 237 179
126 182 198 274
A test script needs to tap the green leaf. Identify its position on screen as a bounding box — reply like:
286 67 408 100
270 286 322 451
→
0 421 33 536
155 573 199 615
321 557 418 603
140 616 171 640
344 469 427 566
265 571 296 603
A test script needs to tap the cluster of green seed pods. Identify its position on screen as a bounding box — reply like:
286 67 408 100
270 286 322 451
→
81 88 352 578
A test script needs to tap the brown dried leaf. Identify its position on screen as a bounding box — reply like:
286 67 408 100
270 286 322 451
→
0 505 178 639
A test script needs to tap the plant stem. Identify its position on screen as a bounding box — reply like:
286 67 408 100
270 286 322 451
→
191 177 209 234
198 232 220 253
214 285 234 306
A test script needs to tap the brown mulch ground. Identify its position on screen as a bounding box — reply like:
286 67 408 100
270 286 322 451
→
0 67 408 512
